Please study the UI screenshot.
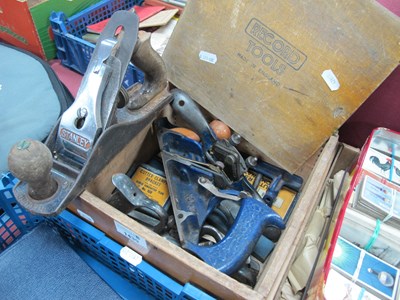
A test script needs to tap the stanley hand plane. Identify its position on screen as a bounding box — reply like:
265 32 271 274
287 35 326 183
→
8 11 172 216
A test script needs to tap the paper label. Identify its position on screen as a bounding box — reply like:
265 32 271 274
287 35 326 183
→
114 221 149 253
321 69 340 91
131 166 169 207
77 209 94 223
199 50 217 64
120 246 142 266
244 171 296 219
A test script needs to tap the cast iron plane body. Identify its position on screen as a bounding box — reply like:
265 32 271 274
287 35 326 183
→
8 11 171 216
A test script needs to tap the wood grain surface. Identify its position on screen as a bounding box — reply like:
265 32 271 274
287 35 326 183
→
163 0 400 173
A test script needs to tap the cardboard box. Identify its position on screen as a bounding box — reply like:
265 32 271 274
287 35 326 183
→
163 0 400 173
0 0 101 59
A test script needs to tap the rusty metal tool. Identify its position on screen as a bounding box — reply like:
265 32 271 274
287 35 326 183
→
8 11 171 216
170 89 250 182
111 173 168 233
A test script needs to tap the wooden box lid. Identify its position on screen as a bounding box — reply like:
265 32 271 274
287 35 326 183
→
163 0 400 173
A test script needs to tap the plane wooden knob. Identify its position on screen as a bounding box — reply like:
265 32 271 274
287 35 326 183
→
8 139 58 200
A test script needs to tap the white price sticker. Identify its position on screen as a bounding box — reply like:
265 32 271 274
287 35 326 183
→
199 50 217 64
77 209 94 223
120 246 142 266
114 221 149 253
321 69 340 91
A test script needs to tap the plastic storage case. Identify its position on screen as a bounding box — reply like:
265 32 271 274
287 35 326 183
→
0 173 214 300
49 0 145 89
0 174 42 252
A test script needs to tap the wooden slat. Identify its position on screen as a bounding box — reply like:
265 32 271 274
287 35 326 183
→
255 135 339 298
69 193 262 300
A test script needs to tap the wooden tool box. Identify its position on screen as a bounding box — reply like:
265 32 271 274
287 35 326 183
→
67 1 400 299
67 121 345 299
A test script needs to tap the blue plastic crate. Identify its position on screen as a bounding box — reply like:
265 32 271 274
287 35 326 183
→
0 172 214 300
48 211 215 300
50 0 145 89
0 173 42 252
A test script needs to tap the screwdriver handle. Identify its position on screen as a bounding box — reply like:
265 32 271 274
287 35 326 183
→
170 89 217 150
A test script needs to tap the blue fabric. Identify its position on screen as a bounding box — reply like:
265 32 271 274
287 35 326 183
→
0 44 61 174
0 224 121 299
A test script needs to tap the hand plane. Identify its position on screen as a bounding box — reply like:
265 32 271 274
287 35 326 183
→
170 89 249 182
156 90 286 275
8 11 172 216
